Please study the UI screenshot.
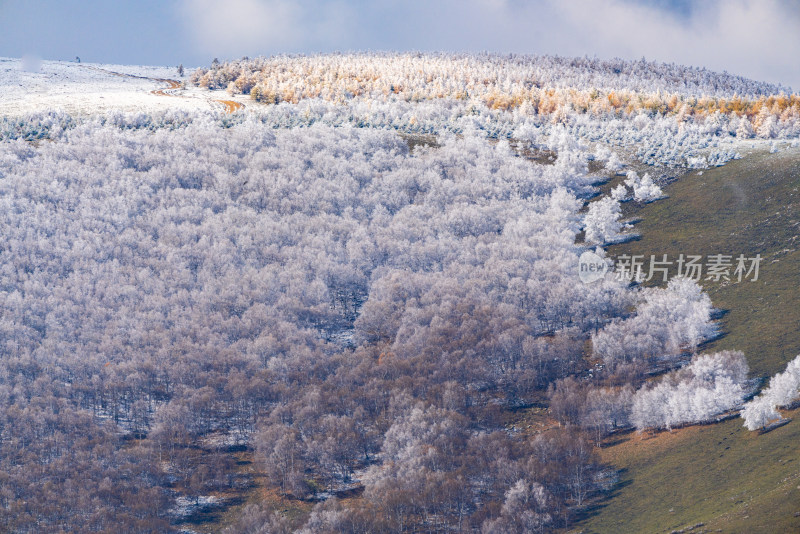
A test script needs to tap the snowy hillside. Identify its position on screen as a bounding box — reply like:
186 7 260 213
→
0 52 798 532
0 57 241 116
194 52 789 100
184 53 799 169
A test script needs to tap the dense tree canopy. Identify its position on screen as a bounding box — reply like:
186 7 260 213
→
1 52 797 532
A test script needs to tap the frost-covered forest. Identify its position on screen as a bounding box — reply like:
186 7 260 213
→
0 53 799 532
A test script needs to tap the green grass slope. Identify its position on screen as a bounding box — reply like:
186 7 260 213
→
576 147 800 533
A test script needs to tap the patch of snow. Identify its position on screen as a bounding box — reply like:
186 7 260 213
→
0 57 215 116
171 495 219 519
201 430 249 448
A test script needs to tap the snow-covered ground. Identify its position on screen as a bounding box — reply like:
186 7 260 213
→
0 57 244 116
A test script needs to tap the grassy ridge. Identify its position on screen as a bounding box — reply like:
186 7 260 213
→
577 147 800 533
582 407 800 533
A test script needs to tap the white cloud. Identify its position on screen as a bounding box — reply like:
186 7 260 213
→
543 0 800 89
177 0 354 57
178 0 298 55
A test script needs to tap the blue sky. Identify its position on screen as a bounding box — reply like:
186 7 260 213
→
1 0 798 90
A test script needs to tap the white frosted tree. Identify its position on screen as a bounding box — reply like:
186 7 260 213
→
741 355 800 431
741 397 781 431
610 183 628 201
763 356 800 406
624 171 663 202
584 196 624 245
605 151 624 174
632 173 663 202
757 114 778 139
632 351 749 431
481 479 552 534
735 116 754 139
592 277 716 368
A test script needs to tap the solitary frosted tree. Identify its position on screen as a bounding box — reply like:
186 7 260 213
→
584 196 624 245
